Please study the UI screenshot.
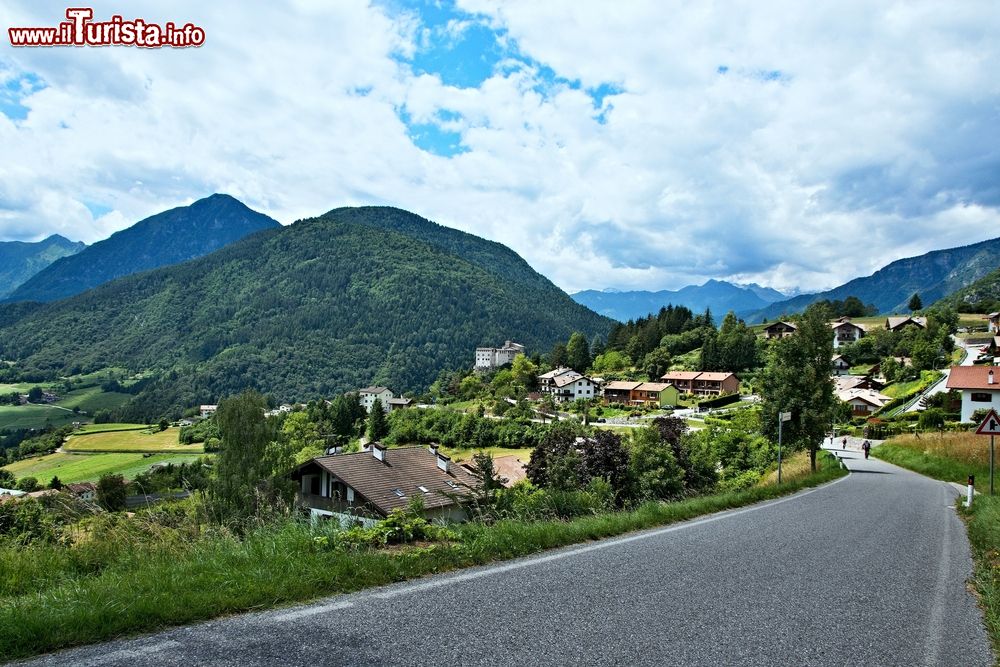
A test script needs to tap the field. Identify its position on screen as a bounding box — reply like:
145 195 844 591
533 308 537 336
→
63 427 202 454
443 446 533 464
2 452 202 485
874 431 994 491
0 404 78 430
76 423 148 434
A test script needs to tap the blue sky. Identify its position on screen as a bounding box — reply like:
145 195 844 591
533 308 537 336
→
1 0 999 293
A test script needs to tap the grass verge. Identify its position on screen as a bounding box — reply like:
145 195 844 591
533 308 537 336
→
0 452 845 661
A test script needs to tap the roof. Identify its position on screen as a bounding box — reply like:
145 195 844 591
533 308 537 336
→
986 312 999 319
661 371 702 381
604 381 642 391
636 382 673 392
764 321 797 330
538 367 576 380
886 316 927 330
947 366 1000 391
838 388 891 407
831 321 865 331
303 447 478 515
65 482 96 494
553 372 588 388
387 397 412 406
832 354 846 362
696 372 736 382
359 386 391 395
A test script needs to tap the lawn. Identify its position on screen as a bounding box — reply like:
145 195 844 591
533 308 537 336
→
874 431 994 492
0 404 78 431
442 446 533 464
881 370 942 399
2 452 202 485
63 427 203 454
76 423 148 434
55 386 131 414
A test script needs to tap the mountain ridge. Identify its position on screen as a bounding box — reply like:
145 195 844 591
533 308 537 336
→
0 235 86 299
5 194 281 303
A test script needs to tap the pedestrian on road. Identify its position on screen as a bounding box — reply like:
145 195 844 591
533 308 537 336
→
862 440 871 459
842 437 848 450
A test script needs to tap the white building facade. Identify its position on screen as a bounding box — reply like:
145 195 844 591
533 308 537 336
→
474 341 526 370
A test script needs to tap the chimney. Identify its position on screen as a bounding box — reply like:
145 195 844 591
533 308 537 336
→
372 442 386 462
989 369 995 385
436 451 451 473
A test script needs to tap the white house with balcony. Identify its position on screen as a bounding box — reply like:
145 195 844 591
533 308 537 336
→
830 320 866 349
947 366 1000 423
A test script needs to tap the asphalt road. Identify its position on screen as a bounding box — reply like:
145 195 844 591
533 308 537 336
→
12 451 993 667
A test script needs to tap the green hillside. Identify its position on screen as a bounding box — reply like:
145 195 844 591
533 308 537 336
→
932 266 1000 313
0 207 611 419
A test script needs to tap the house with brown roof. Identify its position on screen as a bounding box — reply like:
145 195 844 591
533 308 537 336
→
64 482 97 502
603 380 641 404
358 387 411 414
659 371 701 394
947 366 1000 422
885 316 927 332
537 368 596 403
292 444 477 524
632 382 680 407
692 372 740 396
836 387 891 416
830 320 866 349
763 321 797 339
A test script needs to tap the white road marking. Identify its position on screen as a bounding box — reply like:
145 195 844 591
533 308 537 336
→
372 473 852 601
273 599 354 622
77 640 181 666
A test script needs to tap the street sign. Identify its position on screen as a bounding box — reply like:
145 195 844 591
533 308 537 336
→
975 409 1000 436
780 411 792 422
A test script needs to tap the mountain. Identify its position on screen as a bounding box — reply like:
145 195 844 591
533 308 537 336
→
5 194 281 303
932 267 1000 312
572 280 788 322
750 237 1000 322
0 235 85 299
0 206 612 419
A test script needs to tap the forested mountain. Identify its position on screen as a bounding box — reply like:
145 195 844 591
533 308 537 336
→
573 280 786 322
932 266 1000 313
0 235 85 299
5 194 280 303
0 206 612 419
750 236 1000 322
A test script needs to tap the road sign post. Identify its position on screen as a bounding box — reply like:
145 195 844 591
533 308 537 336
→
778 411 792 484
974 409 1000 496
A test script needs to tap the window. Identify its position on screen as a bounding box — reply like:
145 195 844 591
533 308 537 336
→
418 485 430 493
971 393 993 403
392 488 405 497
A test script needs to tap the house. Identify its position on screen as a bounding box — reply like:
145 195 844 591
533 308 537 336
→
64 482 97 502
538 367 579 389
987 312 1000 335
763 321 797 339
547 372 597 403
357 387 409 413
831 355 851 375
692 372 740 396
830 320 866 349
291 444 477 523
836 387 892 416
603 381 642 404
834 375 884 393
199 405 218 418
885 316 927 332
474 341 526 370
947 366 1000 423
632 382 680 407
659 371 702 394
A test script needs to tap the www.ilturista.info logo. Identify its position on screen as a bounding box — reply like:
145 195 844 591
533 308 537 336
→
8 8 205 48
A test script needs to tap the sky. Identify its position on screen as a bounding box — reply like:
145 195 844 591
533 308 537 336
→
1 1 998 294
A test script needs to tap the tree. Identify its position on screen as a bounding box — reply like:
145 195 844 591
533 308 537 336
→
759 304 836 471
367 400 389 441
908 293 922 312
27 386 43 402
549 342 568 368
511 354 539 391
96 473 127 511
209 391 281 525
0 469 15 489
281 411 324 465
566 332 591 373
16 476 39 492
629 426 685 500
48 476 63 490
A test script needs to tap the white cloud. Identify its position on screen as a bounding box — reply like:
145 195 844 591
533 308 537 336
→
0 0 998 295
